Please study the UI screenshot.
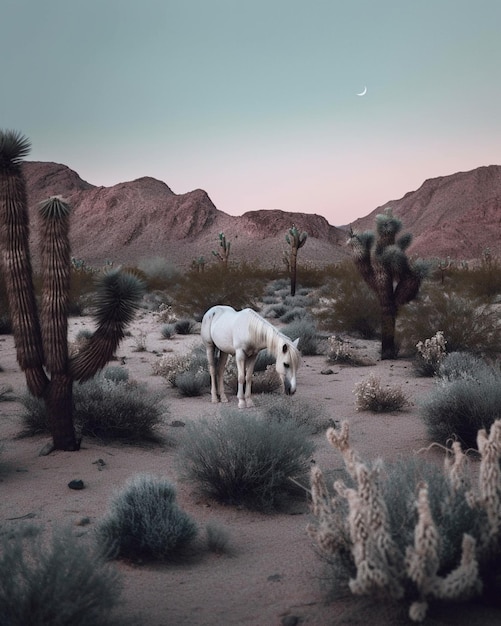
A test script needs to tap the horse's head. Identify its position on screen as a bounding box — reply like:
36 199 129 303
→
275 338 300 395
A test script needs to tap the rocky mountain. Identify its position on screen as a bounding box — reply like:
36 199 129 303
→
349 165 501 261
22 162 347 269
21 161 501 270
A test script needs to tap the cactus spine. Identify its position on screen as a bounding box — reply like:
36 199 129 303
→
349 208 427 359
285 225 307 296
0 130 145 450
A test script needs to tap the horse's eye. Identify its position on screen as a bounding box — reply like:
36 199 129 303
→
284 363 290 368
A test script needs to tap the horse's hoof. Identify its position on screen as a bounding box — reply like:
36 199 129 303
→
221 396 229 404
245 401 254 408
238 401 246 409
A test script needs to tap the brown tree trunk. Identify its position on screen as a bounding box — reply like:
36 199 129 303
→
45 374 78 451
380 305 397 360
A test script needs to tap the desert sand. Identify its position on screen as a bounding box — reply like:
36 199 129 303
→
0 311 499 625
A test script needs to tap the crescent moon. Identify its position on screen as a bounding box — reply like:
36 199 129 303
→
357 86 367 96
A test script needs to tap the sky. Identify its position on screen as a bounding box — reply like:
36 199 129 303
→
2 0 501 226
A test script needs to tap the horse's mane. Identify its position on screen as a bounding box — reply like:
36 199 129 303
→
247 310 300 366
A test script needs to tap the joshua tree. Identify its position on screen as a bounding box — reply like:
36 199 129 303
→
348 208 428 359
212 232 231 267
0 130 144 451
285 225 307 296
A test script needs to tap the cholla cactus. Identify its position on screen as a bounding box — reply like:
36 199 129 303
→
212 232 231 266
416 331 447 376
349 208 428 359
285 225 307 296
0 130 144 451
308 421 496 622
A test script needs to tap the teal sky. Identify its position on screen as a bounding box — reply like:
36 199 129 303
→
2 0 501 225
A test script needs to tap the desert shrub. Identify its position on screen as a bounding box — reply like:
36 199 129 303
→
260 395 332 434
179 408 315 510
450 250 501 300
281 317 321 356
205 522 232 555
437 351 494 382
264 277 289 296
353 373 409 412
68 266 99 316
97 474 197 562
283 294 310 308
160 323 176 339
102 365 129 383
21 376 165 442
173 263 268 320
420 354 501 449
153 344 208 390
326 336 375 366
132 331 148 352
278 306 308 324
0 526 123 626
262 294 280 305
254 349 276 372
398 284 501 357
174 370 210 397
137 256 181 291
315 260 380 339
309 421 501 622
0 384 13 401
262 303 288 319
414 330 447 377
174 318 197 335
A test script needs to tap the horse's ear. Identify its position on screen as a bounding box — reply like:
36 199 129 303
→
292 338 300 349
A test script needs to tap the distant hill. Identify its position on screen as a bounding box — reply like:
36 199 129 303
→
21 161 501 269
22 162 347 269
349 165 501 261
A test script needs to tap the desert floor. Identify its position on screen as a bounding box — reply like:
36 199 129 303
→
0 311 500 626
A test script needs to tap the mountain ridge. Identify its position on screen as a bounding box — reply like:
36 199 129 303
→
21 161 501 268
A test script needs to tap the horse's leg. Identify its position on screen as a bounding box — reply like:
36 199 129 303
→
205 344 219 403
235 349 247 409
216 352 229 403
244 354 258 408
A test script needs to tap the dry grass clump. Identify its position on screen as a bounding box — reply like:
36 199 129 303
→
353 374 409 412
152 344 210 396
308 420 501 622
326 336 376 367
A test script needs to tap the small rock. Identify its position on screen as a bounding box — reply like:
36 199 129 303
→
75 516 91 526
320 368 334 375
39 441 55 456
68 479 85 490
267 573 282 582
92 459 106 470
281 616 299 626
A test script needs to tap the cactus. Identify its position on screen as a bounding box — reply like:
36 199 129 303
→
212 232 231 267
0 130 145 451
285 225 307 296
349 208 428 359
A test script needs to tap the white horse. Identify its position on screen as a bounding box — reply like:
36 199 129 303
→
201 305 301 409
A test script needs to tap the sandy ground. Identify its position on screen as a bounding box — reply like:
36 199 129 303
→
0 311 500 626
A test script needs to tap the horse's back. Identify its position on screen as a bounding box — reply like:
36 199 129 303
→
201 305 237 347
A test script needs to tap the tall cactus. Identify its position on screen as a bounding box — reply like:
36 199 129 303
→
285 225 307 296
212 232 231 267
0 130 145 450
348 208 428 359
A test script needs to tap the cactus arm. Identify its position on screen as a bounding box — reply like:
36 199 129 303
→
70 270 145 381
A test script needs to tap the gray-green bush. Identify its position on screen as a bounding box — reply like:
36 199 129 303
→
0 526 124 626
21 375 165 442
260 395 332 434
281 317 321 356
179 408 315 510
97 473 197 562
420 353 501 449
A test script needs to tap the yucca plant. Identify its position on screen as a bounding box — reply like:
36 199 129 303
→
0 130 144 451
